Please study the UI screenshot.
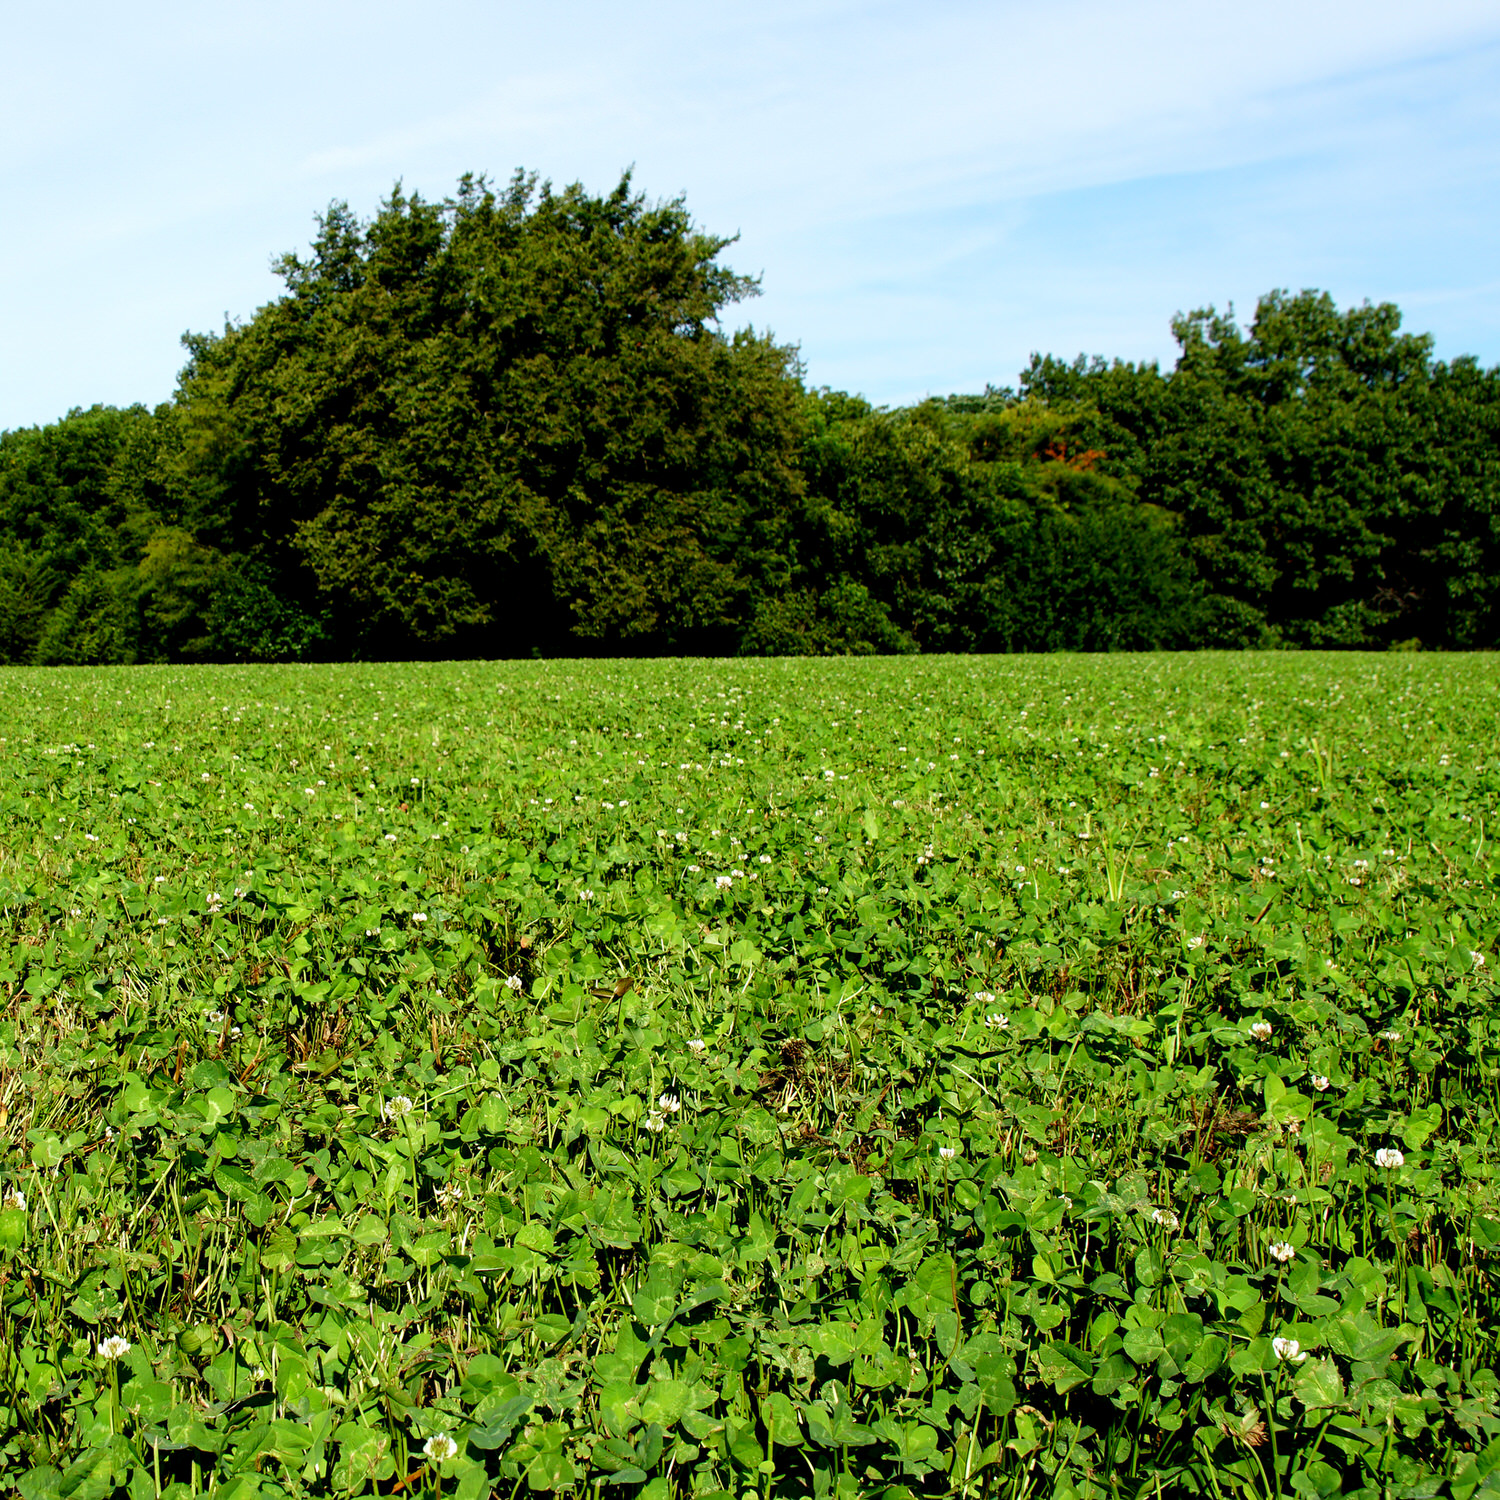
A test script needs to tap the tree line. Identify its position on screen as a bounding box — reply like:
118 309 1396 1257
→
4 171 1498 664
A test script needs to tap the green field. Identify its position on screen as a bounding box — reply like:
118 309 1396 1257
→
0 653 1497 1500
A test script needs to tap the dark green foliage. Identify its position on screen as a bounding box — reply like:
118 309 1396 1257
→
0 405 158 664
0 406 327 665
752 394 1205 654
2 201 1498 660
1023 290 1500 648
172 173 807 658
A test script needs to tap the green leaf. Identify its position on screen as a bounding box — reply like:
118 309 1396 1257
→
15 1466 62 1500
1292 1357 1346 1410
639 1378 690 1428
261 1227 297 1273
524 1449 576 1492
1160 1311 1205 1372
1122 1324 1165 1366
1452 1436 1500 1500
408 1231 450 1267
632 1276 676 1326
1291 1460 1344 1498
0 1207 26 1251
973 1354 1017 1415
1034 1341 1092 1393
120 1378 174 1424
1182 1334 1228 1383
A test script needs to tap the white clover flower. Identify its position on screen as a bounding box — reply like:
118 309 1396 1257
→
1374 1147 1404 1169
1377 1029 1401 1042
985 1014 1010 1031
937 1146 957 1161
384 833 397 842
2 1187 24 1211
505 974 524 993
715 875 733 889
365 928 380 937
242 803 254 812
657 1093 681 1114
1249 1020 1273 1042
1268 1241 1295 1263
382 1096 415 1122
686 865 700 873
643 1111 666 1133
971 990 997 1004
1272 1337 1307 1364
1186 935 1205 949
98 1336 131 1361
758 854 772 864
434 1183 464 1210
1311 1074 1330 1091
579 889 594 901
412 912 427 924
1150 1208 1179 1230
204 1011 225 1025
423 1433 458 1462
687 1038 706 1053
1470 950 1487 967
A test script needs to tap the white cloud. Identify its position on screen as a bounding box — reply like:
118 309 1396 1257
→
2 0 1497 425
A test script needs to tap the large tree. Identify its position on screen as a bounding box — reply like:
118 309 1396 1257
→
1022 290 1500 647
171 172 807 657
742 391 1205 655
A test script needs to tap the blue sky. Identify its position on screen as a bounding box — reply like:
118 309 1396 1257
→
3 0 1497 431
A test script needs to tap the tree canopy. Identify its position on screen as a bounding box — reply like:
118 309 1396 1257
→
2 173 1497 662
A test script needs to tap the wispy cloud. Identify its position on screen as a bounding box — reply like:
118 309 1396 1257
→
2 0 1497 426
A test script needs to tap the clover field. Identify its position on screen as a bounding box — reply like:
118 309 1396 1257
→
0 653 1498 1500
